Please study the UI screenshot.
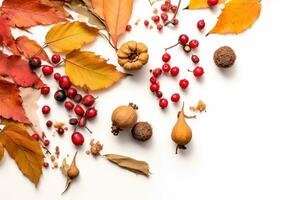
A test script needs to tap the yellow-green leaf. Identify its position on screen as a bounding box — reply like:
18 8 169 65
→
45 21 99 53
209 0 261 34
0 120 44 186
187 0 225 9
65 50 126 91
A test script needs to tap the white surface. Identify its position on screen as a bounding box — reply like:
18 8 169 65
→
1 1 300 200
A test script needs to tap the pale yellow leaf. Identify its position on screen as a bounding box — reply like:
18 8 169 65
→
45 21 99 53
188 0 225 9
65 50 126 91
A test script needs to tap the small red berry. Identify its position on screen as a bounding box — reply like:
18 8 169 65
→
162 63 171 73
74 94 82 103
74 105 85 116
150 76 157 84
32 133 39 141
42 65 54 76
78 117 87 127
152 68 162 77
189 39 199 49
144 20 149 27
57 127 64 135
156 91 163 98
171 93 180 102
178 34 189 45
69 118 79 126
159 98 168 108
43 139 50 146
41 86 50 95
207 0 219 6
54 90 67 102
151 15 160 23
193 66 204 77
85 107 97 119
53 73 61 81
161 4 168 11
197 19 205 30
43 162 49 168
42 105 51 114
170 66 180 77
157 24 163 31
51 54 61 64
191 55 200 64
46 120 52 127
179 79 189 89
64 101 74 110
82 95 95 107
67 88 77 99
59 75 71 89
161 13 168 21
172 19 179 26
150 83 160 92
125 24 132 32
162 53 171 62
71 132 84 146
170 5 177 13
29 56 41 70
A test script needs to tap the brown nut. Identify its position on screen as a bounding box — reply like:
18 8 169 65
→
214 46 236 68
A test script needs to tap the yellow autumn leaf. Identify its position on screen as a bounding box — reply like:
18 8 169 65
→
209 0 261 34
0 120 44 186
187 0 225 9
45 21 99 53
103 0 134 47
65 50 126 91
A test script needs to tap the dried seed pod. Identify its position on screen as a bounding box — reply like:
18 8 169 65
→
214 46 236 68
62 152 79 194
131 122 153 141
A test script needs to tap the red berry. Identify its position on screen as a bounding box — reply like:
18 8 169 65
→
57 127 64 135
43 162 49 168
161 4 168 11
150 76 157 84
172 19 179 26
162 63 171 73
207 0 219 6
170 66 180 76
125 24 132 32
64 101 74 110
170 5 177 13
161 13 168 21
193 66 204 77
82 95 95 107
150 83 160 92
144 20 149 27
151 15 160 23
43 139 50 146
157 24 163 31
152 68 162 77
69 118 79 126
189 39 199 49
71 132 84 146
41 86 50 95
53 73 61 81
46 120 52 127
179 79 189 89
42 65 54 76
29 56 41 70
191 55 200 64
42 105 51 114
74 94 82 103
171 93 180 102
54 90 67 102
59 75 71 89
159 98 168 108
66 88 77 99
178 34 189 45
74 105 85 116
156 91 163 98
32 133 39 141
197 19 205 30
85 107 97 119
51 54 61 64
162 53 171 62
78 117 86 127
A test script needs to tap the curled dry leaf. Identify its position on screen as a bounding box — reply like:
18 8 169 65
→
209 0 261 35
0 79 31 124
0 51 44 88
45 21 99 53
187 0 225 9
0 17 19 55
105 154 150 177
92 0 104 19
16 36 50 63
65 50 126 91
103 0 134 47
1 0 67 28
0 143 4 161
0 120 44 186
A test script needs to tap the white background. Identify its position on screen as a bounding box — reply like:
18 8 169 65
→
1 0 300 200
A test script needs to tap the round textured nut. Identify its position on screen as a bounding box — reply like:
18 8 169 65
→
131 122 153 142
214 46 236 68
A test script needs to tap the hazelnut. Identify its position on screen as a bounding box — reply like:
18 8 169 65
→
214 46 236 68
131 122 153 142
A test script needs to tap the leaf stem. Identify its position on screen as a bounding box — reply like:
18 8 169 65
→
99 32 117 51
164 0 181 26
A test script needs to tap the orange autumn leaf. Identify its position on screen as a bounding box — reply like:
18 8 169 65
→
0 17 19 55
16 36 50 63
0 120 44 186
209 0 261 35
0 79 31 124
187 0 225 9
0 142 4 161
92 0 104 19
103 0 134 47
0 0 67 28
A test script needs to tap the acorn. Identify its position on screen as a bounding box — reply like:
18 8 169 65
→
131 122 153 141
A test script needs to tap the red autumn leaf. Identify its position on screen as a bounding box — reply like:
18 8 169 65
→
0 0 67 28
0 17 20 55
0 79 31 124
0 51 44 88
16 36 50 63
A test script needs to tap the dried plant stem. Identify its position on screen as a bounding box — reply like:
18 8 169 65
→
165 42 179 52
99 32 117 51
164 0 182 26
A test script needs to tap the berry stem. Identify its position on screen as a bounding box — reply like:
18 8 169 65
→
164 0 182 26
99 32 117 51
164 42 180 52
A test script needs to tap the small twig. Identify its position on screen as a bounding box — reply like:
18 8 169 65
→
164 0 181 26
164 42 179 52
99 32 117 51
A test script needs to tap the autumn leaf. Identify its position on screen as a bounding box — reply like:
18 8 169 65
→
40 0 70 17
0 51 44 88
16 36 50 62
0 0 67 28
208 0 261 35
187 0 225 9
0 120 44 186
65 50 126 91
103 0 134 47
0 143 4 161
105 154 150 177
45 21 99 53
0 17 19 55
92 0 104 19
0 79 31 124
